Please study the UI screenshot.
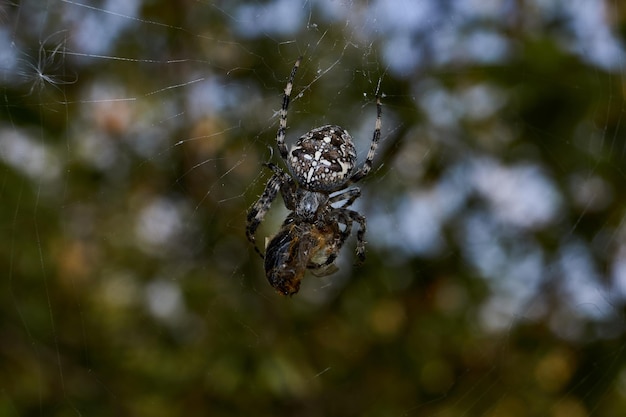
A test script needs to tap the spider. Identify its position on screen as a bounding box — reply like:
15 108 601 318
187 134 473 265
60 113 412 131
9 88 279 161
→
246 56 382 296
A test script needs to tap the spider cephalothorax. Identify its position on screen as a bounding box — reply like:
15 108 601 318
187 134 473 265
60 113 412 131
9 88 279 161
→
246 57 381 295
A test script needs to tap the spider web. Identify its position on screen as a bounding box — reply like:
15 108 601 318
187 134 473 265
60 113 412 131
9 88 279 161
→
2 0 626 415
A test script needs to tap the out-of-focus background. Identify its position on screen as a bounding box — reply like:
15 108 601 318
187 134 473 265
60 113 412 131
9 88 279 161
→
2 1 626 416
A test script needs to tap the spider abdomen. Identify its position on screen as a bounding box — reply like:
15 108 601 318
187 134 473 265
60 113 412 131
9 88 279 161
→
289 125 357 192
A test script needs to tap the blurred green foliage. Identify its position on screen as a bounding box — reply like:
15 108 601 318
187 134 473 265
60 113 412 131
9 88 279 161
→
2 1 626 416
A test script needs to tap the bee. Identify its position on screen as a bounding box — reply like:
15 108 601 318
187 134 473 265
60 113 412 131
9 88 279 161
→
264 215 347 295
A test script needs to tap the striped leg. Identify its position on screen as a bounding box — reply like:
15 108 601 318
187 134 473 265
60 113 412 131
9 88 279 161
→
349 95 381 184
246 165 293 258
276 56 302 161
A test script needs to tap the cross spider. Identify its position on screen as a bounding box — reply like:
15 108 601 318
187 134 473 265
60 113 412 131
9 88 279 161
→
246 57 382 296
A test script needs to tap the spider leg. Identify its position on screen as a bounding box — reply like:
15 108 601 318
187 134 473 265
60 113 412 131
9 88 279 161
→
329 187 361 209
247 163 296 258
349 95 382 184
339 209 367 264
334 212 354 256
276 56 302 161
264 162 297 210
246 176 286 259
341 217 354 240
